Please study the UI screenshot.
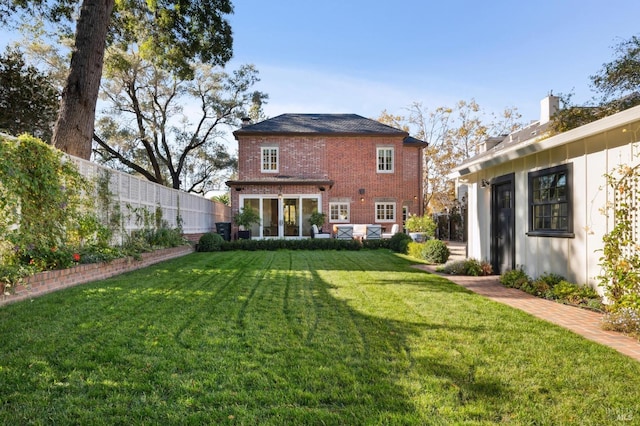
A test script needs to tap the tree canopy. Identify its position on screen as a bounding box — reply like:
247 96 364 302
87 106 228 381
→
94 47 266 194
0 0 235 159
591 35 640 100
379 100 521 213
0 47 59 140
552 34 640 133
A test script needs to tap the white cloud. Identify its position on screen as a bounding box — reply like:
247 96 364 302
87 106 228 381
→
250 63 453 120
243 62 547 125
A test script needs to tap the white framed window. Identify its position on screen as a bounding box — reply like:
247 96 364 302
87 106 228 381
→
377 147 394 173
329 202 350 223
375 202 396 222
261 147 279 173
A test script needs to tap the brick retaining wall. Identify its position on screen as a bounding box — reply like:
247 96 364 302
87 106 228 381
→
1 245 194 307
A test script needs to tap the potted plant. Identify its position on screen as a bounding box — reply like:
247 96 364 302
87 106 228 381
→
405 214 436 243
308 211 327 231
234 206 260 239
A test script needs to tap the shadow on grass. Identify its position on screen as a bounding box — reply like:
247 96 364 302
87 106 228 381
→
2 250 637 424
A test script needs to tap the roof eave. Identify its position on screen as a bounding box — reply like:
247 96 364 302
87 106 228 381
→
233 130 407 139
226 178 335 188
403 136 428 146
449 104 640 179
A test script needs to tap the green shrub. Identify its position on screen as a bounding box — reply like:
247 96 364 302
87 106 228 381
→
78 246 124 264
405 214 437 236
361 239 390 250
536 272 566 287
577 285 600 300
548 280 601 306
463 258 483 276
149 227 186 248
407 242 424 259
422 239 450 264
519 279 546 297
0 263 36 294
526 272 565 297
500 267 530 289
220 238 364 252
499 268 604 309
197 233 224 252
389 232 412 254
549 280 580 300
440 258 494 276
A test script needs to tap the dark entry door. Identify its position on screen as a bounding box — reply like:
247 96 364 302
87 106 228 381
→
491 174 515 274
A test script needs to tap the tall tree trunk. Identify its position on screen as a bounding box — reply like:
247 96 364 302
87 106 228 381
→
51 0 114 159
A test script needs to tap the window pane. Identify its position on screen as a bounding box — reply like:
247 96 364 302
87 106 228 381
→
530 166 571 233
261 148 278 172
376 203 395 221
377 148 393 172
330 203 349 221
330 204 339 220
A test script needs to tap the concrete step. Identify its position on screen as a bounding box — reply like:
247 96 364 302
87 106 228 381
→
445 242 466 260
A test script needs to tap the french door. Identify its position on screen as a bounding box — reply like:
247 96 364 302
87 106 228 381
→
242 196 319 238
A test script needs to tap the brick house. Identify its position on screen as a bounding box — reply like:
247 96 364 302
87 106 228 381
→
226 114 427 238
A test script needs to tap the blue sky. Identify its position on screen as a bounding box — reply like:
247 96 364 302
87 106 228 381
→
1 1 638 128
225 0 640 124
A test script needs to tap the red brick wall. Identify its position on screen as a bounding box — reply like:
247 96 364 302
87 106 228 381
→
233 134 423 228
239 136 329 180
1 245 194 307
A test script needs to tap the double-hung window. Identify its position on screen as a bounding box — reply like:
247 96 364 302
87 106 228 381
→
375 202 396 222
329 202 350 223
261 147 279 173
528 164 573 237
377 147 394 173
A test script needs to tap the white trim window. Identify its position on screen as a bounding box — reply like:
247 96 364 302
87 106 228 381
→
377 147 394 173
329 202 350 223
261 147 279 173
375 202 396 222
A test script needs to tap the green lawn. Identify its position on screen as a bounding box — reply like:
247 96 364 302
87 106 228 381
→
1 250 639 425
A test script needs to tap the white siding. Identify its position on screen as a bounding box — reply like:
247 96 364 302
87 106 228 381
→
461 109 640 289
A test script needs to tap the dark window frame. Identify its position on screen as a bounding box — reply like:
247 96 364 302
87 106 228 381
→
527 163 574 238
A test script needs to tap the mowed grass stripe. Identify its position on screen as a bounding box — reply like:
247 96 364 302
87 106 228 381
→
1 250 640 424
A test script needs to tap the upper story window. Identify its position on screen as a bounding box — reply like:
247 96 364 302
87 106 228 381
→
375 202 396 222
377 147 394 173
261 147 279 173
329 202 350 223
528 164 573 237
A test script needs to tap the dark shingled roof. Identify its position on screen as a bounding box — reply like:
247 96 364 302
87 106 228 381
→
234 113 409 136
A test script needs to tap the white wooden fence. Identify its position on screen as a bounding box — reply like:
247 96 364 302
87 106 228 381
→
68 155 231 238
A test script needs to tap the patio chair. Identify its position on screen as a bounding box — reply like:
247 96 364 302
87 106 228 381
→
365 224 382 240
382 223 400 239
352 224 367 239
311 224 331 239
335 225 354 240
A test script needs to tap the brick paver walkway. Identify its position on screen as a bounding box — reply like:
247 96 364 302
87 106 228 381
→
414 265 640 362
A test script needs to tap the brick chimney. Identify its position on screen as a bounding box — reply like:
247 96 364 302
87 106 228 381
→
241 117 252 127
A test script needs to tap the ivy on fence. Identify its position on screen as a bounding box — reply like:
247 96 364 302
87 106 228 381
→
0 135 188 292
0 135 95 287
600 162 640 311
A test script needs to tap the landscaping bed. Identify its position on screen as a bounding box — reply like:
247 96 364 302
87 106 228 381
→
1 245 193 307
